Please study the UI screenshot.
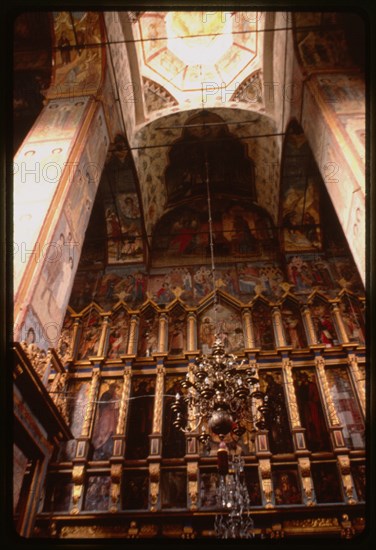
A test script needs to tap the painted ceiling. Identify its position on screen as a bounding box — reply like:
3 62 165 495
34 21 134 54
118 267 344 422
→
136 11 261 107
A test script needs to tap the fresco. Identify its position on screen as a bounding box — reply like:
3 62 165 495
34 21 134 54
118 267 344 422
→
317 74 365 115
325 367 365 449
122 471 149 510
292 368 331 452
60 380 90 461
152 199 275 265
280 299 307 349
259 371 293 454
272 469 302 505
92 380 123 460
160 470 187 509
310 297 339 347
311 463 343 503
76 309 102 360
198 304 244 354
52 12 103 96
125 376 155 459
107 309 130 358
83 476 111 511
165 112 256 205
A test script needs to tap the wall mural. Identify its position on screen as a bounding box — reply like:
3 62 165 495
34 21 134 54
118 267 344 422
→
52 12 103 96
198 303 244 354
92 380 123 460
152 199 275 266
165 111 256 205
339 294 365 344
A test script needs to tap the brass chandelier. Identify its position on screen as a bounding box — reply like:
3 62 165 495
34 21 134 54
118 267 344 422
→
170 146 274 538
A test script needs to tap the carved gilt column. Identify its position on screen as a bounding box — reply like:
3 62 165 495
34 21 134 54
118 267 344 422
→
297 457 315 506
315 355 346 450
337 455 357 505
110 366 132 512
126 314 139 355
281 358 307 452
347 353 366 415
302 306 317 346
187 462 199 511
259 459 274 508
97 314 110 357
158 313 168 353
148 364 165 511
187 312 197 352
331 302 349 344
272 307 287 348
242 308 256 348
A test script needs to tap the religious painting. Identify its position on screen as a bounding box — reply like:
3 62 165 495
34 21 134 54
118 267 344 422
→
105 198 144 265
259 371 293 454
149 267 194 305
92 268 147 309
160 470 187 509
310 297 339 347
316 74 365 115
292 368 331 452
168 308 186 356
83 476 111 511
311 462 343 503
325 367 365 449
251 301 275 350
76 309 102 360
91 379 123 460
59 380 90 461
137 310 159 357
42 476 73 512
350 462 366 502
272 468 302 505
122 471 149 510
286 254 337 295
280 299 307 349
199 471 219 509
125 376 155 459
198 304 244 354
151 199 274 266
162 376 186 459
245 468 262 506
165 112 256 205
339 295 365 344
52 12 103 95
237 263 284 300
330 257 364 294
68 269 101 312
107 309 130 359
